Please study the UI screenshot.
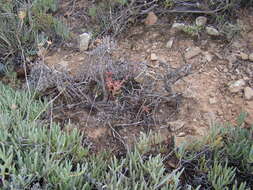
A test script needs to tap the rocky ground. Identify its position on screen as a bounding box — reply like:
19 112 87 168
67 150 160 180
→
27 2 253 152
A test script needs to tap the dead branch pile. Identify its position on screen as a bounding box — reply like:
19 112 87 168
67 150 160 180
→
27 37 191 128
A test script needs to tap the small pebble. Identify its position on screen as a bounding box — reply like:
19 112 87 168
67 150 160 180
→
172 23 186 31
145 12 158 26
206 26 220 36
196 16 207 26
239 52 249 60
150 53 158 61
249 53 253 61
244 87 253 100
166 38 174 49
209 97 217 104
228 79 246 93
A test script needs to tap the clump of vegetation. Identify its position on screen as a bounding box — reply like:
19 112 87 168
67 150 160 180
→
182 25 203 37
0 0 69 69
0 82 252 189
164 0 174 9
87 0 129 37
214 14 242 40
177 115 253 189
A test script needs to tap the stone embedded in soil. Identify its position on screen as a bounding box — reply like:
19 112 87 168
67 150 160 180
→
239 52 249 60
196 16 207 26
166 38 174 49
206 26 220 36
203 51 213 62
134 71 146 84
228 79 246 93
134 76 145 84
78 32 91 51
249 53 253 61
185 47 201 59
217 110 223 116
150 53 158 61
223 68 228 73
177 132 187 137
243 76 250 81
144 11 158 26
172 23 186 31
209 97 217 104
244 87 253 100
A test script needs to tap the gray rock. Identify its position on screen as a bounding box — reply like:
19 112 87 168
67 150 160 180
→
228 79 246 93
166 38 174 49
172 23 186 31
239 52 249 60
144 11 158 26
196 16 207 26
78 32 91 51
249 53 253 62
150 53 158 61
209 97 217 104
206 26 220 36
134 75 145 84
203 51 213 62
244 87 253 100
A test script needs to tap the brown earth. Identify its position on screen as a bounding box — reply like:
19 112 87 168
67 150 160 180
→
40 2 253 152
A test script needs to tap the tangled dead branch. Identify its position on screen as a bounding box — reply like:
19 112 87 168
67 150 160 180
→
27 37 191 129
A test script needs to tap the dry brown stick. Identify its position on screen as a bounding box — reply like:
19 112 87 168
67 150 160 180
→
158 0 230 15
96 0 158 36
67 0 77 16
108 122 128 149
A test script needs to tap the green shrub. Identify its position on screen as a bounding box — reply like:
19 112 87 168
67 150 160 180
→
178 122 252 189
0 0 69 67
0 82 252 189
182 25 203 37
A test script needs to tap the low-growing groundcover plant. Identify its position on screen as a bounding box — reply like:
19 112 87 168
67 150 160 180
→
0 83 252 189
